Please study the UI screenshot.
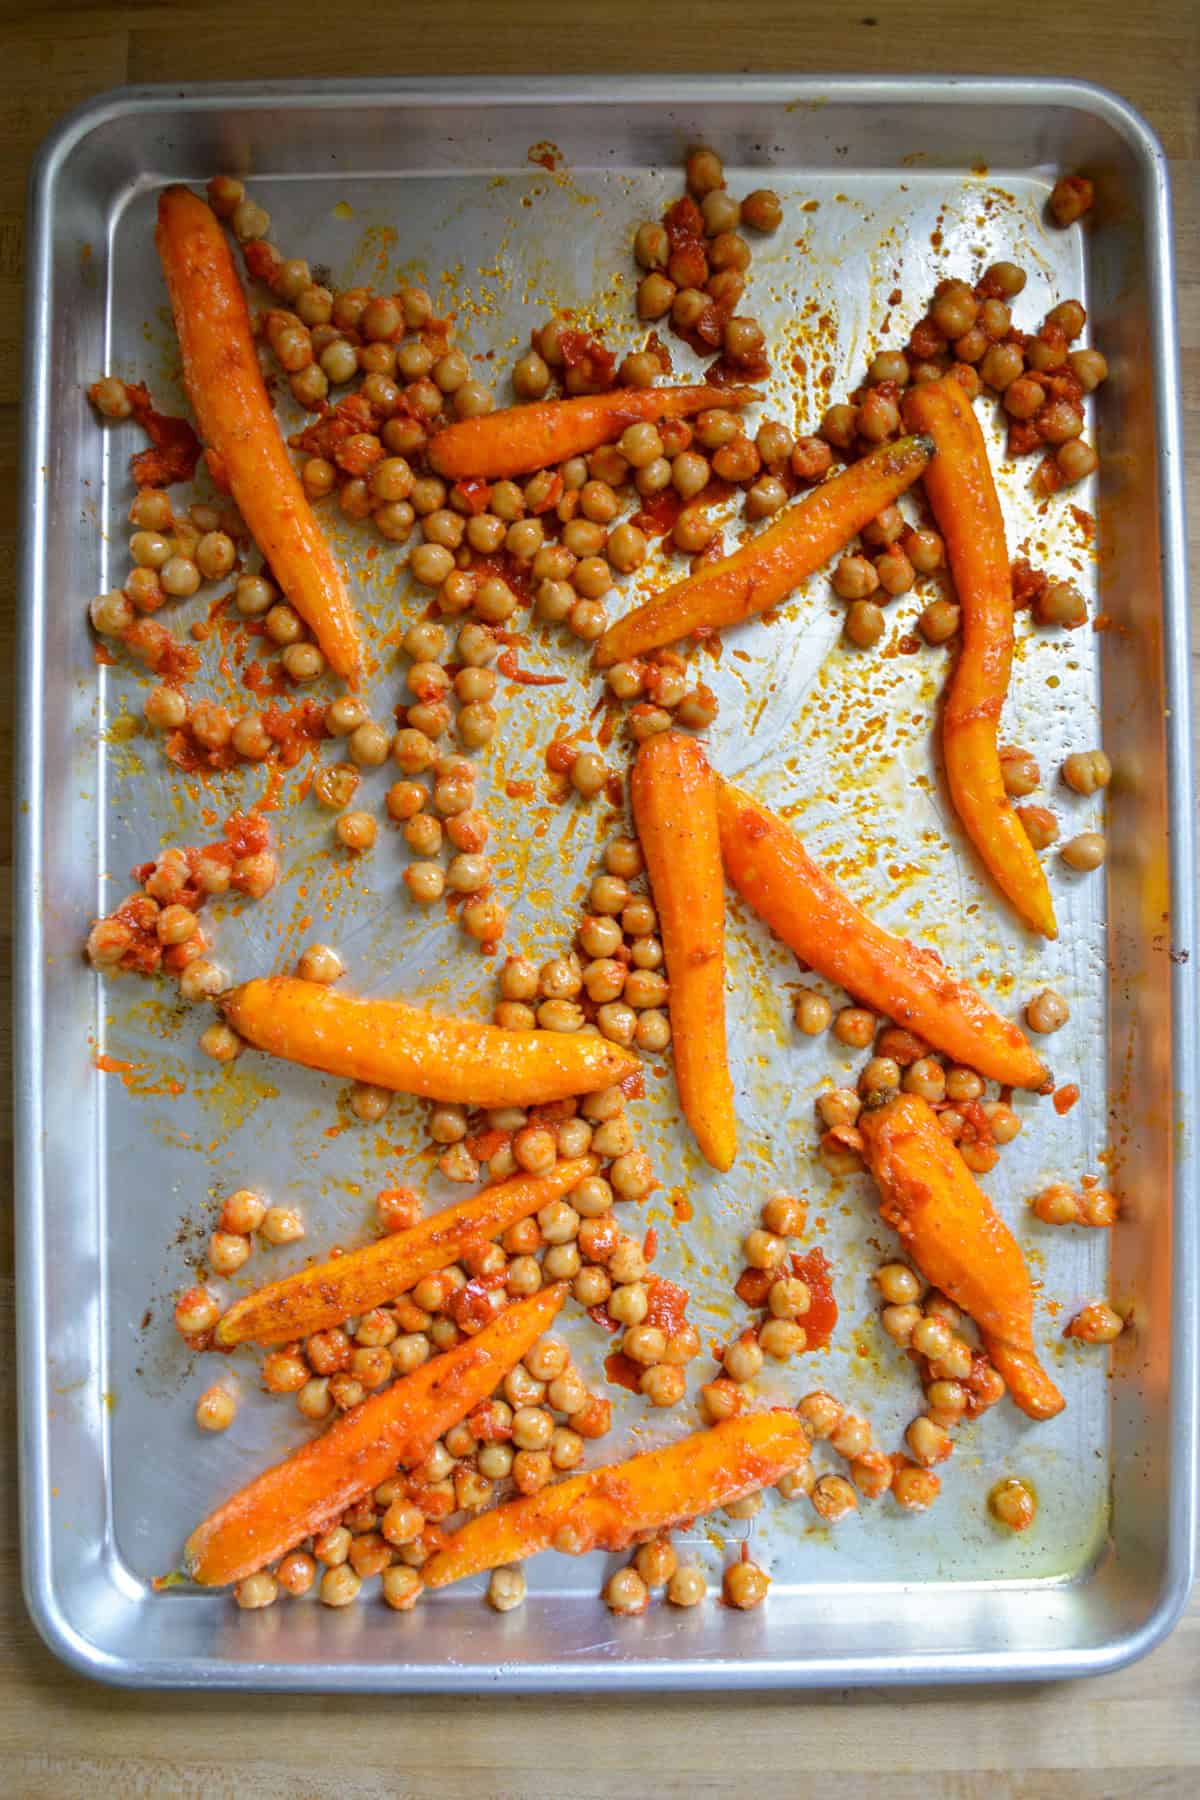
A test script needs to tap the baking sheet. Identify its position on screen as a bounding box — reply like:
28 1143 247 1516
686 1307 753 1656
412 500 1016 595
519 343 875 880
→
17 77 1197 1689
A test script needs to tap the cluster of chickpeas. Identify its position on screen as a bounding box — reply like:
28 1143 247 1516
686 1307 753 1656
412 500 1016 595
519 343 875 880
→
85 826 277 1015
603 648 719 745
312 676 506 947
713 1191 812 1380
1030 1176 1117 1229
85 475 246 635
602 1536 770 1616
632 144 781 375
788 1387 938 1519
800 248 1106 653
491 834 673 1057
85 465 353 751
208 173 493 436
998 742 1110 875
798 1011 1024 1177
875 1263 1009 1489
820 263 1103 485
236 1327 614 1613
178 1186 307 1431
830 512 948 651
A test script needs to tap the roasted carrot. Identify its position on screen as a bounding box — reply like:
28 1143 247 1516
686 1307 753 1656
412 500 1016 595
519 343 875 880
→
631 733 735 1170
215 1159 595 1348
422 1411 809 1587
901 377 1056 938
184 1285 564 1587
859 1094 1064 1421
428 385 756 481
593 434 931 667
155 186 361 683
220 976 639 1106
716 781 1047 1088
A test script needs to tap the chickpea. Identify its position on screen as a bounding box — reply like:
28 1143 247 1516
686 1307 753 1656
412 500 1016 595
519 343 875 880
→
1017 804 1059 851
918 598 961 645
858 387 901 442
757 1318 805 1361
931 281 978 340
810 1474 859 1524
1061 830 1106 872
983 1476 1038 1535
880 1302 921 1345
841 600 883 649
260 1205 303 1247
333 810 375 853
1025 987 1070 1035
638 272 676 319
1049 173 1094 227
874 544 914 598
199 1022 242 1063
906 1415 954 1468
722 1334 764 1384
829 1006 873 1050
796 1391 843 1439
909 1315 952 1363
830 553 879 602
602 1566 648 1616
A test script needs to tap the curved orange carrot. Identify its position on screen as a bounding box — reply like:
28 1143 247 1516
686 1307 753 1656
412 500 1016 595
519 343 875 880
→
220 976 638 1106
859 1094 1064 1421
428 385 756 480
716 781 1047 1088
422 1411 809 1588
593 434 931 667
155 186 361 683
183 1285 564 1587
902 378 1055 938
631 733 735 1170
215 1159 596 1348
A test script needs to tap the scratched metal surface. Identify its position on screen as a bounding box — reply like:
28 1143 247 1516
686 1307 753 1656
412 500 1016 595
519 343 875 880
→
17 79 1196 1689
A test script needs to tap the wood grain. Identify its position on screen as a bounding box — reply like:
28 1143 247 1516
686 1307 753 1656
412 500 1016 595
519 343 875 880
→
1 4 1196 1794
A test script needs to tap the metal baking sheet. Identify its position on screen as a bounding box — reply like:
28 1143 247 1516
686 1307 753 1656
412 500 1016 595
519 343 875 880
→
17 76 1197 1689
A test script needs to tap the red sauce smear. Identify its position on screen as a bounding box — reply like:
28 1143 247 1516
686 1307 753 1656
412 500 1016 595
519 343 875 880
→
544 737 579 774
450 478 491 515
587 1304 621 1335
644 1276 688 1336
1053 1083 1080 1116
604 1351 642 1392
668 1187 693 1224
121 618 201 683
558 329 616 392
735 1267 772 1308
497 648 564 687
1011 557 1049 612
632 490 682 539
528 141 564 173
124 382 202 488
791 1248 837 1350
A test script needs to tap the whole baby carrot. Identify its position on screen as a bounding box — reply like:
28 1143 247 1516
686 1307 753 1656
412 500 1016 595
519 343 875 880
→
902 376 1056 938
859 1093 1064 1421
593 434 932 667
427 384 756 480
716 781 1047 1088
220 976 639 1106
422 1411 810 1588
155 186 361 682
631 732 736 1171
214 1158 596 1347
183 1285 566 1587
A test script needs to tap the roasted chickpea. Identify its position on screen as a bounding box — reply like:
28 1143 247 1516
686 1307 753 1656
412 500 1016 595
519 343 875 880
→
1061 831 1106 871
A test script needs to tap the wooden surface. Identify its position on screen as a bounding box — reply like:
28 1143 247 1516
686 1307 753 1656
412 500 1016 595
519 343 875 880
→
1 4 1197 1795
